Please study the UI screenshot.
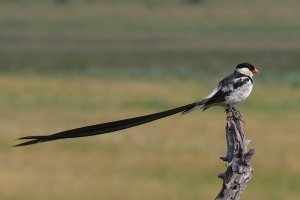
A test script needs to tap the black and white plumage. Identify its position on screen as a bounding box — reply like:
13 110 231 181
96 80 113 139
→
182 63 259 113
15 63 259 147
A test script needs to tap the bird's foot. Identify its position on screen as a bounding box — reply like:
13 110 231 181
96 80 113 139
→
233 109 245 124
226 107 244 123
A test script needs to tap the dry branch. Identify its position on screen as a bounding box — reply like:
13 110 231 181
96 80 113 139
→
215 110 255 200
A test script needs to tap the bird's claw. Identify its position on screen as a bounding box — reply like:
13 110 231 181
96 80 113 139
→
226 107 245 124
233 111 245 124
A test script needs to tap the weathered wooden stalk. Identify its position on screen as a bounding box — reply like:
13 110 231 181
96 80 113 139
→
215 110 255 200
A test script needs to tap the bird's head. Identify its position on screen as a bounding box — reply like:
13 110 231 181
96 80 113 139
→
235 63 259 77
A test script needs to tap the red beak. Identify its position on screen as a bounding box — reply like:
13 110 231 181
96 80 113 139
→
252 67 259 74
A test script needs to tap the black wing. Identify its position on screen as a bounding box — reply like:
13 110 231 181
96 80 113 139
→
203 72 250 108
14 102 197 147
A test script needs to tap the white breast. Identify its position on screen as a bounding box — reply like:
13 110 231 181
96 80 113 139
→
225 80 253 105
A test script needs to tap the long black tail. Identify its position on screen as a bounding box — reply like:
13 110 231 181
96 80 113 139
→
14 102 197 147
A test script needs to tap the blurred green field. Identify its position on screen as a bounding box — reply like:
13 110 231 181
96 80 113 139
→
1 76 300 200
0 0 300 200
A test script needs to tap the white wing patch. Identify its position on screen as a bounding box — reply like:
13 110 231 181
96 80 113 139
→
205 84 221 99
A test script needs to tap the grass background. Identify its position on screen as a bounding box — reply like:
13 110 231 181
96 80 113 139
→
0 0 300 199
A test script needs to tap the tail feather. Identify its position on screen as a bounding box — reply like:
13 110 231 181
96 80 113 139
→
14 102 197 147
181 99 207 114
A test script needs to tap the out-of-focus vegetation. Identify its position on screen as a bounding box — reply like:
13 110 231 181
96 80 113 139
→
1 0 300 81
0 0 300 200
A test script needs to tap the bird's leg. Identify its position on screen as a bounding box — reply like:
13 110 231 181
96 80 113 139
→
225 106 235 120
226 106 244 123
232 106 245 123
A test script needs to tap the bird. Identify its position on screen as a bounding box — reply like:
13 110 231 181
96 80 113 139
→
14 63 259 147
